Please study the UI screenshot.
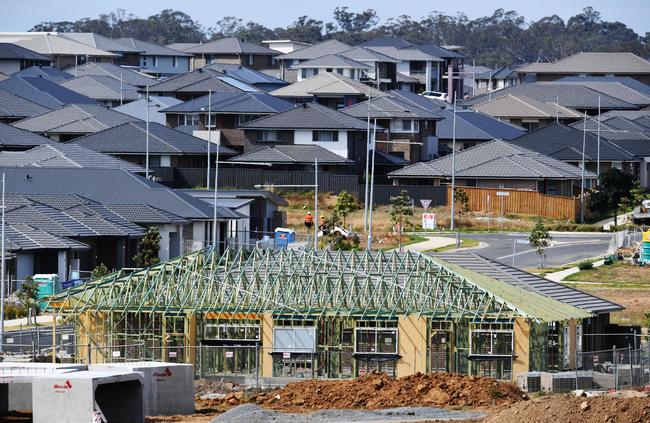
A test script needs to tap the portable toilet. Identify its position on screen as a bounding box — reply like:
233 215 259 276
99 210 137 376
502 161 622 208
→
274 227 296 249
33 274 59 308
641 231 650 264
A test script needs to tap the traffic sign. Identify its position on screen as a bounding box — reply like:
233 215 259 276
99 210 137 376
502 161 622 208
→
420 199 432 209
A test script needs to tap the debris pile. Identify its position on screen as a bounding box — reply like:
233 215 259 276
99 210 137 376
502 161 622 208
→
483 392 650 423
249 372 524 410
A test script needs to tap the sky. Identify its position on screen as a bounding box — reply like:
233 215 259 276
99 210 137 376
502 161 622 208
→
2 0 649 35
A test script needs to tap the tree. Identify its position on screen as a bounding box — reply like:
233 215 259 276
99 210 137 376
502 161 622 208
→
333 191 358 227
529 220 552 268
453 188 469 229
92 263 110 278
588 168 636 226
390 190 414 250
17 276 39 325
133 227 161 268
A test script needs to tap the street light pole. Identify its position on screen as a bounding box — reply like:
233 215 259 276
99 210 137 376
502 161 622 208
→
580 112 587 224
363 96 371 233
145 85 150 179
314 158 318 251
206 90 212 190
212 132 220 251
597 96 601 179
367 119 377 250
0 173 5 352
450 92 457 231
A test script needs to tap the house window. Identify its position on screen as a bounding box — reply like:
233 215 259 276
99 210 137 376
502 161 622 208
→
237 114 257 125
313 130 338 142
172 56 177 67
350 69 355 79
205 113 216 128
354 328 398 355
410 61 426 74
326 68 333 73
337 68 343 75
391 119 419 133
204 324 261 341
247 54 254 66
160 155 171 167
470 330 513 357
152 56 158 67
313 68 319 75
260 130 279 141
184 114 200 126
301 68 307 79
142 57 147 67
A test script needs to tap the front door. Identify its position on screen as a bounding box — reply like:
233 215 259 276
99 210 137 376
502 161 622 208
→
430 330 450 372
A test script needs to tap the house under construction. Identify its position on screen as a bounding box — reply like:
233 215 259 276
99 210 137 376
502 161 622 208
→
47 247 623 381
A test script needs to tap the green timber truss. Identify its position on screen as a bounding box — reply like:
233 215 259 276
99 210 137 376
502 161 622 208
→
48 247 590 322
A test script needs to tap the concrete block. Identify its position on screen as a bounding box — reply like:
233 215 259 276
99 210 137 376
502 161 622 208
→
32 370 144 423
89 361 194 416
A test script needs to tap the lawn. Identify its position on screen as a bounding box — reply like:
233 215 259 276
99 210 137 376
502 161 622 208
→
564 261 650 287
426 237 481 253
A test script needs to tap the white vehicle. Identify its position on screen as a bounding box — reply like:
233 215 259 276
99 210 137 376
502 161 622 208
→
420 91 448 101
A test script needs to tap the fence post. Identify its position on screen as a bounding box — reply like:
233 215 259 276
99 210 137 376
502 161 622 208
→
199 345 203 380
255 343 259 389
87 343 91 365
629 344 633 387
613 346 618 391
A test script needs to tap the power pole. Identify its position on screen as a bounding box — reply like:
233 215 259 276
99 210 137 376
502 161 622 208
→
580 112 587 223
314 158 318 251
145 85 150 179
206 90 212 189
0 173 5 352
450 93 457 231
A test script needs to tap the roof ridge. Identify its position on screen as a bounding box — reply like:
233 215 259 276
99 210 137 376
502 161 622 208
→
132 121 182 153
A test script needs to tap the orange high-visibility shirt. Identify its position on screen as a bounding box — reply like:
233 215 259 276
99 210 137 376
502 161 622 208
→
304 214 314 223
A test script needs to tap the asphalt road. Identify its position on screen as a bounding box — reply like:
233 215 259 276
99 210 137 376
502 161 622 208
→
455 232 615 269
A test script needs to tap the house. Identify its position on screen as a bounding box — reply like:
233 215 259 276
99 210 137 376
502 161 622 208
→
145 66 255 101
238 102 373 173
116 38 192 76
0 75 97 109
0 43 51 75
113 96 182 125
64 62 155 88
389 139 596 196
388 90 525 155
13 65 73 83
275 39 352 81
270 72 386 109
0 167 250 265
0 32 118 69
204 63 288 92
517 52 650 84
228 144 353 172
473 67 518 94
160 91 294 151
508 122 647 185
60 32 144 67
471 94 582 130
59 75 140 107
549 77 650 109
12 103 139 141
340 95 442 163
70 121 237 172
0 122 54 150
0 143 144 172
0 88 50 123
172 37 279 71
261 39 312 54
292 54 373 82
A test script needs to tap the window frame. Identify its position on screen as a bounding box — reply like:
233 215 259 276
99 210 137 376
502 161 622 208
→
183 114 200 126
203 324 261 342
391 119 419 134
469 329 514 357
260 130 279 142
354 327 398 355
313 130 339 142
172 56 178 67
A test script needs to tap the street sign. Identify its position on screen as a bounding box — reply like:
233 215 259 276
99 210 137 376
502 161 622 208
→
282 352 291 359
225 351 234 358
420 199 432 209
496 191 509 197
422 213 436 230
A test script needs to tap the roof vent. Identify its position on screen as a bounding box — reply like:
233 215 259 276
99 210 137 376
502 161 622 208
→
25 173 31 180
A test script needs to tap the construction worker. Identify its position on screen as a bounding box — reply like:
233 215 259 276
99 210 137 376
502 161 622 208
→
304 211 314 230
319 215 329 235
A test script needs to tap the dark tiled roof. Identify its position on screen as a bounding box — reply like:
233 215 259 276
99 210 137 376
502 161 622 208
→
65 62 155 87
0 88 50 120
116 38 192 56
0 167 215 220
415 43 464 59
434 252 622 313
340 96 442 119
556 76 650 96
146 67 251 94
60 75 140 102
277 40 352 60
0 75 97 109
13 66 73 83
12 104 139 134
183 37 278 55
0 43 50 61
270 72 386 98
205 63 288 88
5 223 89 251
72 121 237 155
550 81 650 107
389 139 595 180
104 203 187 224
229 145 352 164
475 67 517 80
339 47 399 63
0 144 144 172
161 91 293 114
359 37 414 49
436 108 525 140
509 122 636 161
292 54 372 69
0 122 53 148
239 102 370 130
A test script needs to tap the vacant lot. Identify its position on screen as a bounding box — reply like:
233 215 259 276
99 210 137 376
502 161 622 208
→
564 261 650 286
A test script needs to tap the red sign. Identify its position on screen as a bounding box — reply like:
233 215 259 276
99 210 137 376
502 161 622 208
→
53 380 72 393
153 367 172 381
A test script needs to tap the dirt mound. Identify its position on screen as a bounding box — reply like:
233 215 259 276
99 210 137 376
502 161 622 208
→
252 371 524 410
483 393 650 423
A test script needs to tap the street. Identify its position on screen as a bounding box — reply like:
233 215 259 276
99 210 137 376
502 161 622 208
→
452 232 614 269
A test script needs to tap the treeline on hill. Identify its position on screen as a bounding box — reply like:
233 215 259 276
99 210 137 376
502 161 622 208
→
29 7 649 67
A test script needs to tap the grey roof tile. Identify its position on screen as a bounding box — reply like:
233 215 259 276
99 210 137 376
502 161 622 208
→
292 54 372 69
277 40 351 60
340 96 442 119
0 75 97 109
519 52 650 75
146 67 250 94
183 37 278 55
205 63 287 89
0 43 51 61
0 122 53 148
60 75 141 102
13 66 73 83
61 33 143 53
239 102 370 130
65 62 155 87
229 144 352 164
12 104 139 134
116 38 192 56
161 91 293 114
270 72 386 98
72 121 237 155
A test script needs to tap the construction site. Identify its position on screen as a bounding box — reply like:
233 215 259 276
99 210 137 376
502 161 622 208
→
0 246 630 422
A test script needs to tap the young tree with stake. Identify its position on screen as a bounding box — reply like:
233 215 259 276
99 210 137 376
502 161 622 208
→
529 220 552 268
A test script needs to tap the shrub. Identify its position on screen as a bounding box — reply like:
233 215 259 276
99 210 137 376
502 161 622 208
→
578 261 594 271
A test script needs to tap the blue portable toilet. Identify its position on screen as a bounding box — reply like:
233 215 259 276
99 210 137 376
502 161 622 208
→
274 228 296 249
33 273 59 308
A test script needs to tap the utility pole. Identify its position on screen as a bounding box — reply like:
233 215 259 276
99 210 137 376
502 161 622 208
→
120 72 123 106
580 112 587 224
450 93 457 231
597 96 601 179
367 119 377 251
206 90 212 190
145 85 150 179
0 173 5 352
363 95 371 233
314 158 318 251
212 131 220 251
